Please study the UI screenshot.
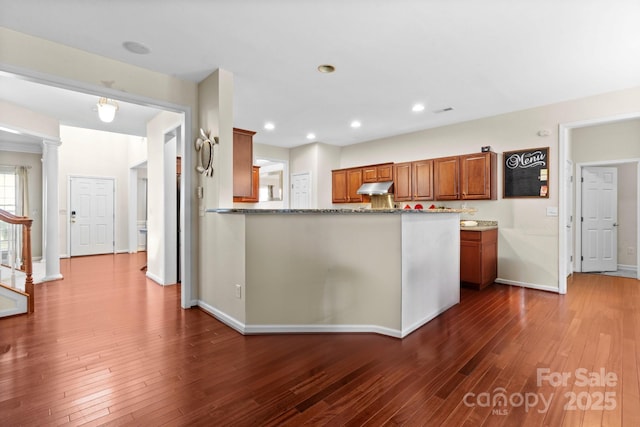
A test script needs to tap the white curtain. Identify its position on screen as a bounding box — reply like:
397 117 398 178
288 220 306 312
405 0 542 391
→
16 166 29 217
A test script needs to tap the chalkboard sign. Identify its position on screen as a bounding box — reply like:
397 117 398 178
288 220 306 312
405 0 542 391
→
503 147 549 198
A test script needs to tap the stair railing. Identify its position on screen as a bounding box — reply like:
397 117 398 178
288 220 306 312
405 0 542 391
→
0 208 33 313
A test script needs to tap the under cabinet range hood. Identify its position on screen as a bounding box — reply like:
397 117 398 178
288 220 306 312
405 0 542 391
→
356 181 394 195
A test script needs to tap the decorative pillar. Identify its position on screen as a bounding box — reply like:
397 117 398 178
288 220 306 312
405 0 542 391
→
42 139 63 281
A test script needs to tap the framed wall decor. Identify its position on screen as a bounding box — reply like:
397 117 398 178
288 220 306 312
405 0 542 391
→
503 147 549 198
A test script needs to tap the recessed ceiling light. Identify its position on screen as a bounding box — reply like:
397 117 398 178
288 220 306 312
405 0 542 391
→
122 41 151 55
264 122 275 130
306 133 316 140
412 103 425 112
317 64 336 73
350 120 361 128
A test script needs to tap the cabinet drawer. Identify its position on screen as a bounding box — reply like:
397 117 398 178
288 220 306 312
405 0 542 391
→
460 230 482 241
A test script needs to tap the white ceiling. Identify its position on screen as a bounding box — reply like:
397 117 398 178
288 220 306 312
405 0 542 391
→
1 0 639 149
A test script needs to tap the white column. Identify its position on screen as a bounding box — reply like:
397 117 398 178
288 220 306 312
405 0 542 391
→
42 139 63 281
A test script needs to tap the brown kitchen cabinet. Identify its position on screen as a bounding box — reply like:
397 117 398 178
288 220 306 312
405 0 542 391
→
363 163 394 183
347 168 365 202
434 156 460 200
332 169 348 202
393 160 433 202
460 152 497 200
460 228 497 289
234 166 260 203
233 128 256 198
332 168 368 203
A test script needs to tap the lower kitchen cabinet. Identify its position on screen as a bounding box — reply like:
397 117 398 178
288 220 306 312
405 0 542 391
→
460 228 497 289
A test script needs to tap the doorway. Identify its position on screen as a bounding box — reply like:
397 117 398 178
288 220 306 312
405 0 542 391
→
580 166 618 272
68 176 115 256
559 114 640 293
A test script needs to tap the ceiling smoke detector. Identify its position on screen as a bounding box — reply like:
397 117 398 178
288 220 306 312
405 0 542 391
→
434 107 455 114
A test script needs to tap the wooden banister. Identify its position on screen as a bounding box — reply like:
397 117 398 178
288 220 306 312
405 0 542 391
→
0 208 34 313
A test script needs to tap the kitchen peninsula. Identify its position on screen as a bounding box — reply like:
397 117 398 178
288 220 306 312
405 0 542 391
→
202 208 466 338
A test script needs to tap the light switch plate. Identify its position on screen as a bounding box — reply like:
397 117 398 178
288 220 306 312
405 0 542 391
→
546 207 558 217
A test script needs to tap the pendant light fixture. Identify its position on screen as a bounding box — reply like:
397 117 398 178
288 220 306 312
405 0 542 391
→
97 97 119 123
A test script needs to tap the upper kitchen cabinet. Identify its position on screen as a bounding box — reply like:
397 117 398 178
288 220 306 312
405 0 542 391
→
332 167 369 203
393 160 433 201
413 159 434 200
234 166 260 203
363 163 394 183
233 128 255 198
460 152 497 200
434 156 460 200
332 169 348 203
393 162 412 201
347 168 366 203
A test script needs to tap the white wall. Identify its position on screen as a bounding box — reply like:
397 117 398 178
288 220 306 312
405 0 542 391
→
58 126 143 255
335 87 640 290
146 111 183 285
197 70 245 317
0 100 59 139
290 142 341 208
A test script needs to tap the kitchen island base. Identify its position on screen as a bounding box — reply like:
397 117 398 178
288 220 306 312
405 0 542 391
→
202 210 461 338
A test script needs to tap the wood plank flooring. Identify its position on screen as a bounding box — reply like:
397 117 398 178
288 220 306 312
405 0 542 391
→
1 253 639 426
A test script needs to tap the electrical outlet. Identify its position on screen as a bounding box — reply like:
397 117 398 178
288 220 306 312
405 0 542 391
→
628 247 636 256
235 284 242 299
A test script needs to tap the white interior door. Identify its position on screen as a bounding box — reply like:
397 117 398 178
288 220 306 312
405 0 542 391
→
70 177 115 256
291 172 311 209
581 166 617 272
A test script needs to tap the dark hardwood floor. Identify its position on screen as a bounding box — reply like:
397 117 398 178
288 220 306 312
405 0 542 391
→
1 253 639 426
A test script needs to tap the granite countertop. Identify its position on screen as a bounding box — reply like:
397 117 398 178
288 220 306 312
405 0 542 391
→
460 220 498 231
209 208 477 214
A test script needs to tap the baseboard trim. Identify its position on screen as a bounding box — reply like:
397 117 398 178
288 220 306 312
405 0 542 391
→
495 278 560 294
145 271 163 285
401 300 459 338
618 264 637 272
197 300 245 334
196 300 403 338
245 324 402 338
40 274 63 282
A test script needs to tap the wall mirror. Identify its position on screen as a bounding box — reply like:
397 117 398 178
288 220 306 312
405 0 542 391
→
256 158 285 202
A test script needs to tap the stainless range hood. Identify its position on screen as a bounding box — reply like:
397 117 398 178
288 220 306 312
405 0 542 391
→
356 181 394 195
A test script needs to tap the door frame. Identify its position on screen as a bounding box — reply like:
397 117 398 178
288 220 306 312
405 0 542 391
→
576 163 620 273
2 64 194 309
559 112 640 293
67 175 116 257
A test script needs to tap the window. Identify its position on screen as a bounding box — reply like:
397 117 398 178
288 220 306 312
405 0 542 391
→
0 171 17 214
0 171 17 265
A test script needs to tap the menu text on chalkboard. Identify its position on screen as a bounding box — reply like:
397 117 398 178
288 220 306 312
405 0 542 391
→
503 147 549 198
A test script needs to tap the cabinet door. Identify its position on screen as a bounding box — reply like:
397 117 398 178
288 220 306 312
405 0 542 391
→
393 162 412 202
460 152 497 200
376 164 394 181
413 160 434 200
347 168 364 202
434 156 460 200
362 166 378 183
233 128 255 198
460 240 482 283
234 166 260 202
332 170 348 203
